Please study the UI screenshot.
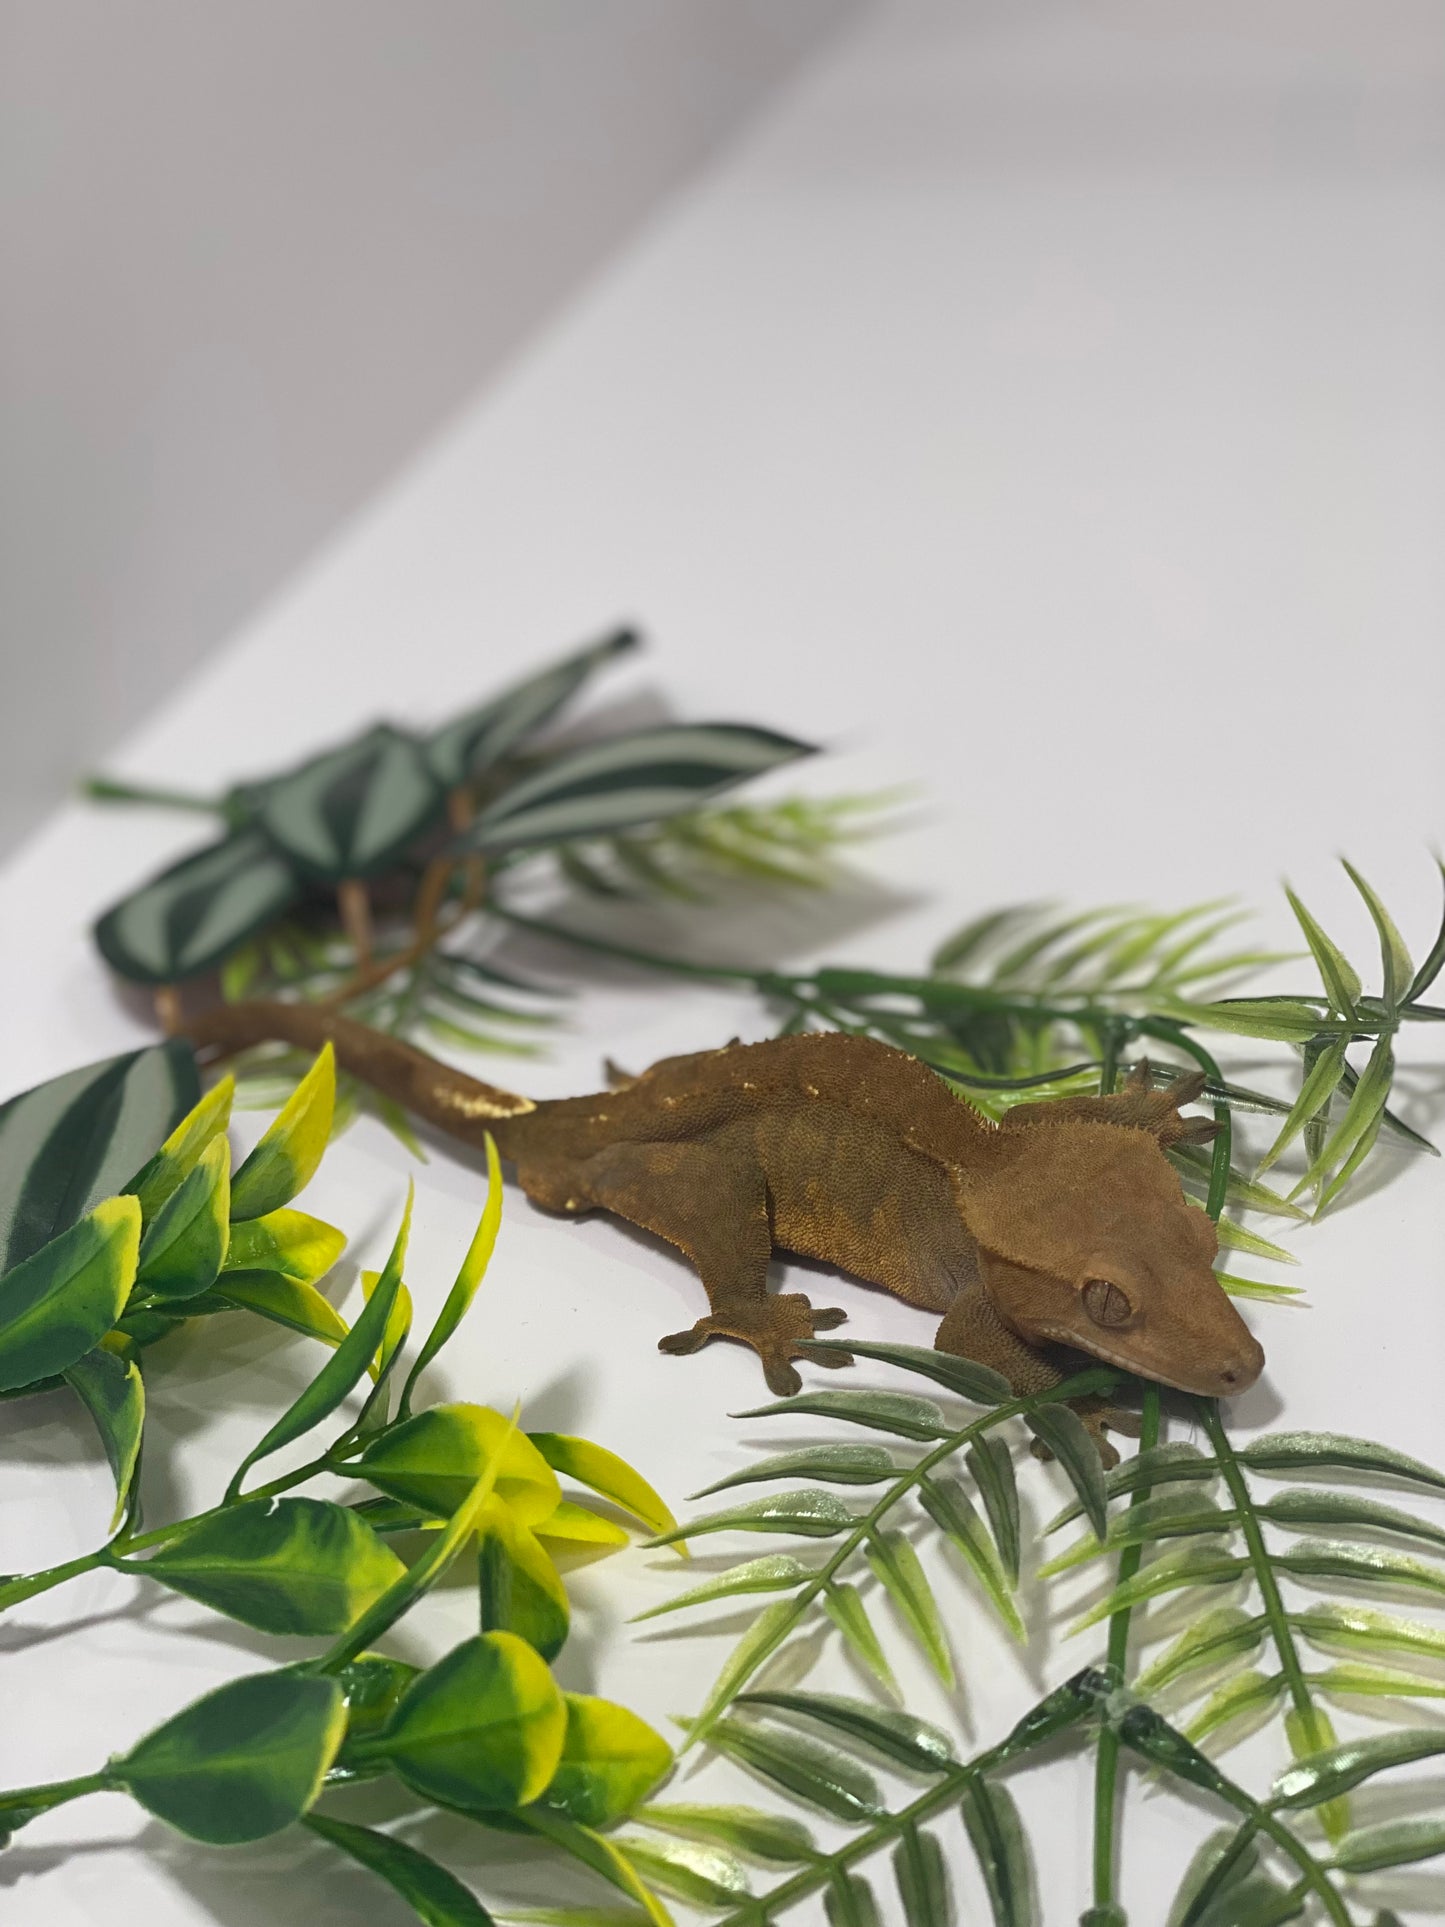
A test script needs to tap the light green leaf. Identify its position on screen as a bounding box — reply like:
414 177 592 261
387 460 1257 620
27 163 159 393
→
1039 1492 1234 1577
1289 1032 1393 1203
114 1669 345 1843
705 1713 883 1822
1292 1603 1445 1668
1331 1818 1445 1873
610 1836 750 1909
64 1339 145 1529
738 1690 954 1774
303 1811 495 1924
1312 1662 1445 1701
229 1045 335 1221
1256 1037 1348 1175
379 1631 568 1810
542 1694 672 1828
1212 1214 1299 1265
518 1812 674 1927
1272 1728 1445 1808
631 1554 813 1623
648 1490 854 1547
135 1136 230 1299
1136 1609 1268 1696
95 828 301 984
356 1402 560 1525
1216 1274 1305 1306
864 1529 953 1686
636 1802 815 1865
920 1474 1025 1639
399 1135 502 1417
128 1071 232 1224
1341 861 1414 1010
534 1501 630 1552
894 1825 950 1927
1282 1702 1347 1842
1162 998 1334 1044
1239 1430 1445 1493
801 1334 1010 1404
960 1777 1034 1927
1167 1826 1261 1927
477 1497 570 1662
128 1496 405 1635
214 1271 351 1350
1182 1670 1285 1745
259 724 442 882
1026 1406 1107 1541
1047 1443 1218 1532
1283 889 1360 1019
822 1581 898 1694
427 629 639 789
1070 1546 1248 1633
690 1443 895 1499
1275 1538 1445 1602
224 1207 346 1286
968 1436 1021 1583
734 1387 948 1441
0 1194 141 1391
530 1431 678 1541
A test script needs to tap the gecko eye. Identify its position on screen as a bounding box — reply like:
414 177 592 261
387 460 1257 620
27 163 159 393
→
1082 1278 1133 1328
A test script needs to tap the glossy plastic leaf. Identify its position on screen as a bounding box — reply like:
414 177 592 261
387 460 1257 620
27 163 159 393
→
135 1136 230 1299
530 1431 678 1541
1040 1492 1233 1576
464 723 815 853
801 1334 1010 1404
95 828 301 984
332 1654 423 1764
1257 1037 1348 1175
894 1826 950 1927
541 1694 673 1828
1341 861 1413 1009
959 1777 1034 1927
1071 1546 1248 1633
427 628 640 788
229 1045 335 1221
1331 1818 1445 1873
1312 1662 1445 1701
864 1530 953 1686
610 1836 749 1909
534 1501 630 1551
131 1496 405 1635
691 1443 895 1499
1182 1670 1285 1745
400 1136 501 1417
1275 1538 1445 1602
636 1802 815 1865
1045 1442 1218 1531
303 1811 495 1924
631 1554 812 1622
129 1073 234 1222
920 1473 1025 1639
226 1186 409 1499
704 1713 883 1821
1239 1430 1445 1493
1136 1608 1267 1696
738 1690 954 1774
733 1388 949 1442
0 1193 141 1391
1272 1728 1445 1808
64 1339 145 1527
224 1207 346 1286
379 1631 567 1811
1293 1603 1445 1668
518 1812 674 1927
477 1498 570 1661
259 723 442 881
356 1401 560 1524
1261 1488 1445 1554
0 1041 197 1271
1167 1827 1261 1927
115 1669 345 1843
1026 1406 1107 1541
648 1489 853 1547
823 1580 898 1694
214 1271 350 1349
968 1436 1021 1583
1283 889 1360 1019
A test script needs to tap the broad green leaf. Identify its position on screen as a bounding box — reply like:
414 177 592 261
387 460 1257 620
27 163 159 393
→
223 1207 346 1286
1312 1662 1445 1701
356 1402 560 1525
610 1836 749 1908
129 1074 233 1222
894 1825 950 1927
226 1186 409 1499
530 1431 678 1541
427 628 640 789
229 1045 335 1220
518 1812 674 1927
114 1669 345 1843
1239 1430 1445 1493
1137 1608 1267 1696
920 1474 1025 1639
630 1554 812 1622
800 1334 1011 1404
690 1443 895 1499
0 1194 141 1391
1293 1603 1445 1668
636 1802 815 1864
464 723 815 853
1071 1546 1248 1633
1182 1670 1285 1745
1256 1037 1348 1174
214 1271 350 1349
968 1436 1021 1583
1341 861 1414 1010
1331 1818 1445 1873
94 828 301 983
379 1631 567 1810
822 1581 897 1693
824 1872 881 1927
1262 1488 1445 1554
135 1136 230 1299
1039 1492 1233 1576
704 1713 883 1821
128 1496 405 1635
64 1339 145 1528
864 1530 953 1686
1026 1406 1107 1541
478 1497 570 1661
1275 1538 1445 1602
1272 1728 1445 1808
1283 889 1360 1019
686 1598 798 1743
733 1387 949 1441
0 1042 198 1271
259 723 442 881
738 1690 954 1774
959 1777 1034 1927
542 1694 673 1828
303 1811 495 1924
331 1654 422 1765
399 1135 501 1417
648 1490 854 1546
535 1501 630 1551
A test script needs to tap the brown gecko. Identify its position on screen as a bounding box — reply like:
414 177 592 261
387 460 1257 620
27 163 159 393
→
186 1008 1264 1455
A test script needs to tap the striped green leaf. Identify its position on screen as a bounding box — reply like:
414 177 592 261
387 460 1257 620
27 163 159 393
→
1275 1538 1445 1601
0 1042 198 1273
920 1473 1025 1639
733 1388 949 1441
427 628 640 789
379 1630 568 1811
738 1690 954 1774
1239 1431 1445 1492
464 723 815 853
129 1073 233 1222
822 1580 898 1692
959 1777 1034 1927
690 1442 895 1499
258 724 442 881
229 1045 335 1221
64 1339 145 1527
303 1811 495 1924
705 1713 884 1821
0 1194 141 1391
635 1803 816 1864
864 1529 954 1685
894 1825 951 1927
648 1490 854 1546
968 1436 1021 1583
94 829 300 983
135 1136 230 1300
631 1554 812 1622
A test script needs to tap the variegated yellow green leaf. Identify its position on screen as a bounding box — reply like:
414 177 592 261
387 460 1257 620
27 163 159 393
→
229 1045 335 1221
129 1073 233 1221
65 1337 145 1528
399 1134 501 1417
542 1694 672 1828
534 1501 630 1551
0 1194 141 1391
356 1402 560 1526
477 1496 570 1662
224 1207 345 1286
378 1631 568 1811
213 1271 350 1349
135 1136 230 1300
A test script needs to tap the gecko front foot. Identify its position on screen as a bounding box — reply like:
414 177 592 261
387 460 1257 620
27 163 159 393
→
658 1294 850 1397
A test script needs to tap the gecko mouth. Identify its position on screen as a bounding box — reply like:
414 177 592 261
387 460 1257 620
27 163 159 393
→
1031 1323 1260 1397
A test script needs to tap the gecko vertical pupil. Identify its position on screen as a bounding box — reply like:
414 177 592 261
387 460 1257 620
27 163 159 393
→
1083 1278 1132 1327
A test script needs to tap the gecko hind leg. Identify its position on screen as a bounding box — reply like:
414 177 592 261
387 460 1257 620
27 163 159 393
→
578 1137 849 1397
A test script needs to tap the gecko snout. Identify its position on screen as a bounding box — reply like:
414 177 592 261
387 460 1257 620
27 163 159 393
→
1211 1330 1266 1395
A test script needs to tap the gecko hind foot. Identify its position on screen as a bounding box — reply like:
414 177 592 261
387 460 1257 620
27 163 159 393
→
658 1294 850 1397
1029 1399 1141 1471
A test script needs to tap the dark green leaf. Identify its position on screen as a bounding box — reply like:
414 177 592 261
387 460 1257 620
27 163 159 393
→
1261 1489 1445 1554
738 1690 953 1773
1043 1443 1217 1533
865 1529 954 1685
1272 1728 1445 1808
1274 1538 1445 1602
733 1388 949 1441
1026 1406 1107 1541
894 1825 950 1927
95 829 301 983
799 1335 1010 1403
825 1872 881 1927
1167 1826 1261 1927
259 724 442 882
0 1194 141 1391
959 1777 1034 1927
1137 1609 1268 1696
705 1713 883 1821
690 1443 895 1499
64 1341 145 1529
427 629 639 789
968 1436 1021 1583
304 1811 495 1923
920 1474 1024 1638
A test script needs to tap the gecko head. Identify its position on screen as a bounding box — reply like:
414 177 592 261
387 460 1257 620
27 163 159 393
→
959 1095 1265 1398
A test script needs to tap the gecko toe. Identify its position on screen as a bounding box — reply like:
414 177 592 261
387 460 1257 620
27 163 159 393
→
805 1346 854 1371
763 1355 803 1398
658 1323 710 1357
810 1307 849 1332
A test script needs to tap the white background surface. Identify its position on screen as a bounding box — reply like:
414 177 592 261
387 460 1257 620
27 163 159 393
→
3 1 1444 1921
